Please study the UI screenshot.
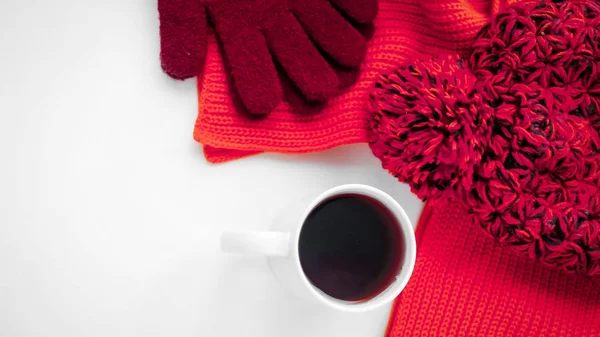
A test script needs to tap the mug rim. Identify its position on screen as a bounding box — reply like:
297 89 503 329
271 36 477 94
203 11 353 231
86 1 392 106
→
291 184 417 312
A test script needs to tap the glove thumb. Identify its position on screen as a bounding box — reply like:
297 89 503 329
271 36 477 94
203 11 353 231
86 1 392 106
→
158 0 208 80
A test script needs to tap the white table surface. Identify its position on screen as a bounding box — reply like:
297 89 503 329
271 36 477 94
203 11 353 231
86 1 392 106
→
0 1 423 336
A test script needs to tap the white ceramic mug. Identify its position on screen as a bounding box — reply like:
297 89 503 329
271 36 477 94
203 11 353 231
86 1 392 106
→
220 184 416 312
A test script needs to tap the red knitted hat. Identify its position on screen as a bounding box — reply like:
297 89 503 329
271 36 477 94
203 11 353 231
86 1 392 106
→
193 0 517 163
369 0 600 275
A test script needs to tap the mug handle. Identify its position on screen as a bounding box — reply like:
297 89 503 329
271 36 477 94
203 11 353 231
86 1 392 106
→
220 231 291 256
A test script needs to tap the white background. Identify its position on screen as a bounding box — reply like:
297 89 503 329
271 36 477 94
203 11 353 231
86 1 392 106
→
0 1 423 336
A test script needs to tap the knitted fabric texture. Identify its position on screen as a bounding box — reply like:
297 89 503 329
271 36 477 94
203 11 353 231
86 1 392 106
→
386 201 600 337
194 0 519 163
369 0 600 275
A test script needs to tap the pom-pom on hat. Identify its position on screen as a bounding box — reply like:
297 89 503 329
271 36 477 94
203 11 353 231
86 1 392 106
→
368 0 600 275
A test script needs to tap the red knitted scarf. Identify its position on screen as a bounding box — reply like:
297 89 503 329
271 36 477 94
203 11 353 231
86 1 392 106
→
194 0 518 163
386 201 600 337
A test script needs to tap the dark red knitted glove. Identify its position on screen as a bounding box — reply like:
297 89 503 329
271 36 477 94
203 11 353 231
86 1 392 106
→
158 0 208 80
208 0 376 115
158 0 376 115
158 0 377 115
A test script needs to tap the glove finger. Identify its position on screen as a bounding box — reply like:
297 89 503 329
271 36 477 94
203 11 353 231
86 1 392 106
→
158 0 207 80
280 59 360 114
220 29 282 115
325 22 374 89
293 0 366 68
328 0 378 24
334 65 361 89
264 13 338 102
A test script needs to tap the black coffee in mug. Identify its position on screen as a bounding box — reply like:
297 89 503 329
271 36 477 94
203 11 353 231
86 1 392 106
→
298 194 405 302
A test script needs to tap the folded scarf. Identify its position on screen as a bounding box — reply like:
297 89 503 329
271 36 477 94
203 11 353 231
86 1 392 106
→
194 0 518 163
386 200 600 337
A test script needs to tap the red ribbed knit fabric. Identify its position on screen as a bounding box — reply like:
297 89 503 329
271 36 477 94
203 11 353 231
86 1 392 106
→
194 0 518 163
386 201 600 337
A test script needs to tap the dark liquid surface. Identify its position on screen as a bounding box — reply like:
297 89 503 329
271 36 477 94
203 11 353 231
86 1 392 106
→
299 194 404 301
